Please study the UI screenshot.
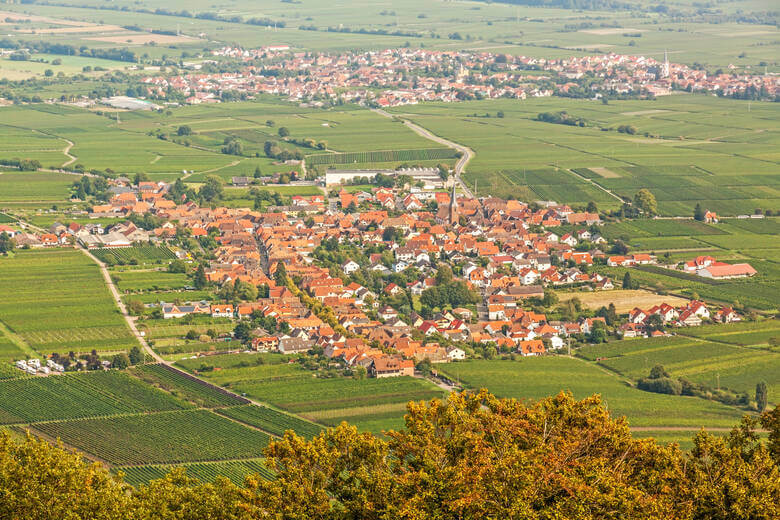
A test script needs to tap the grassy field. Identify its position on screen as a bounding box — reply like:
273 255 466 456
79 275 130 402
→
176 354 445 433
557 289 688 314
0 101 435 178
438 357 746 446
0 171 74 205
92 246 176 266
0 249 137 355
578 330 780 405
112 270 189 292
389 95 780 215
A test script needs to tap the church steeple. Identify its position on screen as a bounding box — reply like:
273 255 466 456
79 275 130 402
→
449 183 458 226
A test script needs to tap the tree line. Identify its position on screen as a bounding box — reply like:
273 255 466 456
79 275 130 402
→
1 391 778 519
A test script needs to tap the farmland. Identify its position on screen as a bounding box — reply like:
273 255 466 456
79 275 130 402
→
438 357 745 446
306 148 455 166
578 330 780 406
33 409 271 465
217 404 324 439
92 246 176 266
0 371 188 425
0 249 137 355
119 459 273 487
0 101 437 179
175 355 445 433
388 95 780 216
0 171 74 206
556 289 688 314
130 363 247 408
0 0 776 72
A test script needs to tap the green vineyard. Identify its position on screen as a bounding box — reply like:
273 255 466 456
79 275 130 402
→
0 371 188 424
130 363 248 408
92 246 177 265
118 458 274 487
306 147 456 166
217 404 323 439
33 409 272 465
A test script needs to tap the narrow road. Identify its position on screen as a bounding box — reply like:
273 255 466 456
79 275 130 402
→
61 138 77 167
370 108 476 198
78 247 164 363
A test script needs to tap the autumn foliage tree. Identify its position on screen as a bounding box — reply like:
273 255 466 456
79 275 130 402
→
1 392 779 520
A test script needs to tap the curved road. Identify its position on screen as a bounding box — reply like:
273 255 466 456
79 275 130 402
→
370 108 476 198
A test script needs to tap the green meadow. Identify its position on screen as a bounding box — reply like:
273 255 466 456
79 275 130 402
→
438 356 747 447
389 95 780 215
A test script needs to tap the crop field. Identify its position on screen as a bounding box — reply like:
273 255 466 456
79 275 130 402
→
677 320 780 347
438 357 744 444
0 171 74 204
217 405 323 439
92 246 176 265
0 249 137 353
118 459 273 487
579 333 780 405
33 409 271 465
556 289 688 314
306 148 455 166
0 335 27 362
0 213 16 223
389 95 780 215
112 270 189 292
176 356 444 432
0 370 187 425
130 363 247 408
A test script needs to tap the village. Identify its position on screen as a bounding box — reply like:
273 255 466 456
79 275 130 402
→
136 47 779 107
1 171 752 379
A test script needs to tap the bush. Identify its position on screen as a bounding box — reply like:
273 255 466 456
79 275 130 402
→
637 376 682 396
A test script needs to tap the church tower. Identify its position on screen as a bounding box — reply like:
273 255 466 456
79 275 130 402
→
449 183 458 226
661 49 670 79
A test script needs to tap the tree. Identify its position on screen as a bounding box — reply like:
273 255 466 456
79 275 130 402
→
110 353 130 369
127 299 145 316
434 265 453 285
756 381 768 412
274 262 288 286
0 232 15 254
177 125 191 136
633 188 658 216
586 201 598 213
133 172 150 185
128 346 143 365
167 259 186 273
233 321 251 343
193 264 207 290
253 166 262 178
277 127 290 138
199 175 224 202
622 271 634 289
694 203 705 222
221 138 243 156
649 364 671 379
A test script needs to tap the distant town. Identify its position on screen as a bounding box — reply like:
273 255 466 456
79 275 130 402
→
135 47 779 107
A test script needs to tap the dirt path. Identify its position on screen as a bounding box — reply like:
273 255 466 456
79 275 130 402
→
61 138 77 167
78 247 163 363
565 167 624 203
182 159 241 180
0 320 37 358
370 108 476 198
